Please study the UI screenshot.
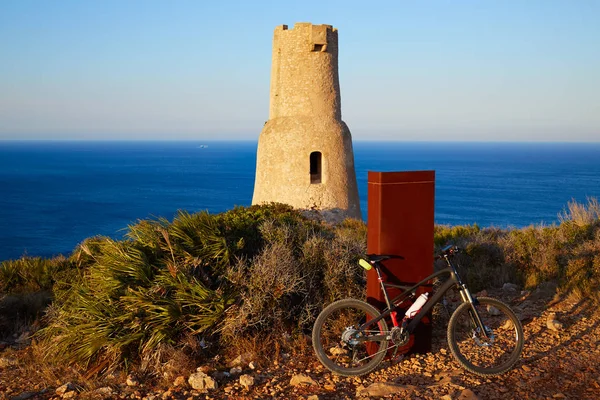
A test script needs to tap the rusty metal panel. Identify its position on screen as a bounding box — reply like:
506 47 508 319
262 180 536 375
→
367 170 435 353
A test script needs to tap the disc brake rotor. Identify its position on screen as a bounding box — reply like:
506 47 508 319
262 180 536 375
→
341 327 360 346
472 326 495 347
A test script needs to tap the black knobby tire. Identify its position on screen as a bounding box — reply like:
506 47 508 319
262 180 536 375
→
447 296 524 376
312 298 389 376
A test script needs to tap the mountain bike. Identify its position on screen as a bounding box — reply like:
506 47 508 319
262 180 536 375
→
312 245 524 377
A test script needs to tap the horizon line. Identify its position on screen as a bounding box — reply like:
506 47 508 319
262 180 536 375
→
2 138 600 144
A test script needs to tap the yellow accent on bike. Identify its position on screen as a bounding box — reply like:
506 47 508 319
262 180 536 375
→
358 259 372 271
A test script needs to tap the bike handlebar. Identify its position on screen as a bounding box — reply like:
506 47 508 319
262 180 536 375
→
435 244 460 260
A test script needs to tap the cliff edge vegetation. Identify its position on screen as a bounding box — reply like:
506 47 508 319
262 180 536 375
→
1 199 599 379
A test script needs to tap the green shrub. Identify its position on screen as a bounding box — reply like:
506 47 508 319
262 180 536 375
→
215 203 307 260
39 236 233 368
434 224 481 248
0 256 71 293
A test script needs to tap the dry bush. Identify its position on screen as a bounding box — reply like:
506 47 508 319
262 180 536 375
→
223 240 304 336
138 334 204 385
221 220 322 340
434 227 517 292
559 197 600 227
219 216 367 360
17 343 94 391
219 332 281 368
0 292 52 340
501 226 563 288
499 199 600 299
462 242 508 291
434 224 481 248
558 229 600 303
321 223 367 302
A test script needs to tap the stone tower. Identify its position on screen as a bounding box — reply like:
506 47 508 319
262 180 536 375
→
252 23 361 219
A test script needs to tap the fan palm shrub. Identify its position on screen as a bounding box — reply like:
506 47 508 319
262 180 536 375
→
38 215 235 369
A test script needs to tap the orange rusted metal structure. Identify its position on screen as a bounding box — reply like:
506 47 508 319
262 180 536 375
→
366 170 435 353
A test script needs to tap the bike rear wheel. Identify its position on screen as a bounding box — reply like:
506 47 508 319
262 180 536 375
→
447 296 524 376
312 298 389 376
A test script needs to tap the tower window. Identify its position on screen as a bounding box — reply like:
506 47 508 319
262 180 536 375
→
310 152 322 184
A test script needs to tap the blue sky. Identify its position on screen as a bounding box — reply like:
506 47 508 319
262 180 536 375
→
1 0 598 141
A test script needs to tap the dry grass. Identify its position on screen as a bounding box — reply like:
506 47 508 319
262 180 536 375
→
559 197 600 226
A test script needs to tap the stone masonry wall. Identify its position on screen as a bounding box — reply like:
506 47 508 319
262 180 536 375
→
269 23 341 120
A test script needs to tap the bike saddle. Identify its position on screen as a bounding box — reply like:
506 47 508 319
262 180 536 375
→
366 254 405 263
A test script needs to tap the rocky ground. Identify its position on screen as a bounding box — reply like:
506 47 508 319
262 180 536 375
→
1 284 599 400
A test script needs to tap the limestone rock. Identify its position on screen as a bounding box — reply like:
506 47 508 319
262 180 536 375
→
356 382 416 397
56 382 75 396
94 387 113 397
229 366 242 375
188 371 218 391
546 313 564 331
126 374 139 387
502 283 519 292
239 374 254 389
355 384 367 396
173 376 186 387
290 373 318 387
458 388 480 399
62 391 77 399
228 352 253 367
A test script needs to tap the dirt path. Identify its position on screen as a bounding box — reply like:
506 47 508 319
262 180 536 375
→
1 288 599 399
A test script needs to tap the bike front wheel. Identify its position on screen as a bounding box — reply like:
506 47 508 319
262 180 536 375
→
312 298 389 376
447 296 524 376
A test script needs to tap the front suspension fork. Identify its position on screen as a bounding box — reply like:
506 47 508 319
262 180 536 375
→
459 286 489 338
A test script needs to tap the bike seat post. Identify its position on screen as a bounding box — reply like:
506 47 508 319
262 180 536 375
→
373 261 393 312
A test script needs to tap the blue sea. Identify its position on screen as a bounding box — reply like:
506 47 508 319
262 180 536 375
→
1 141 599 261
